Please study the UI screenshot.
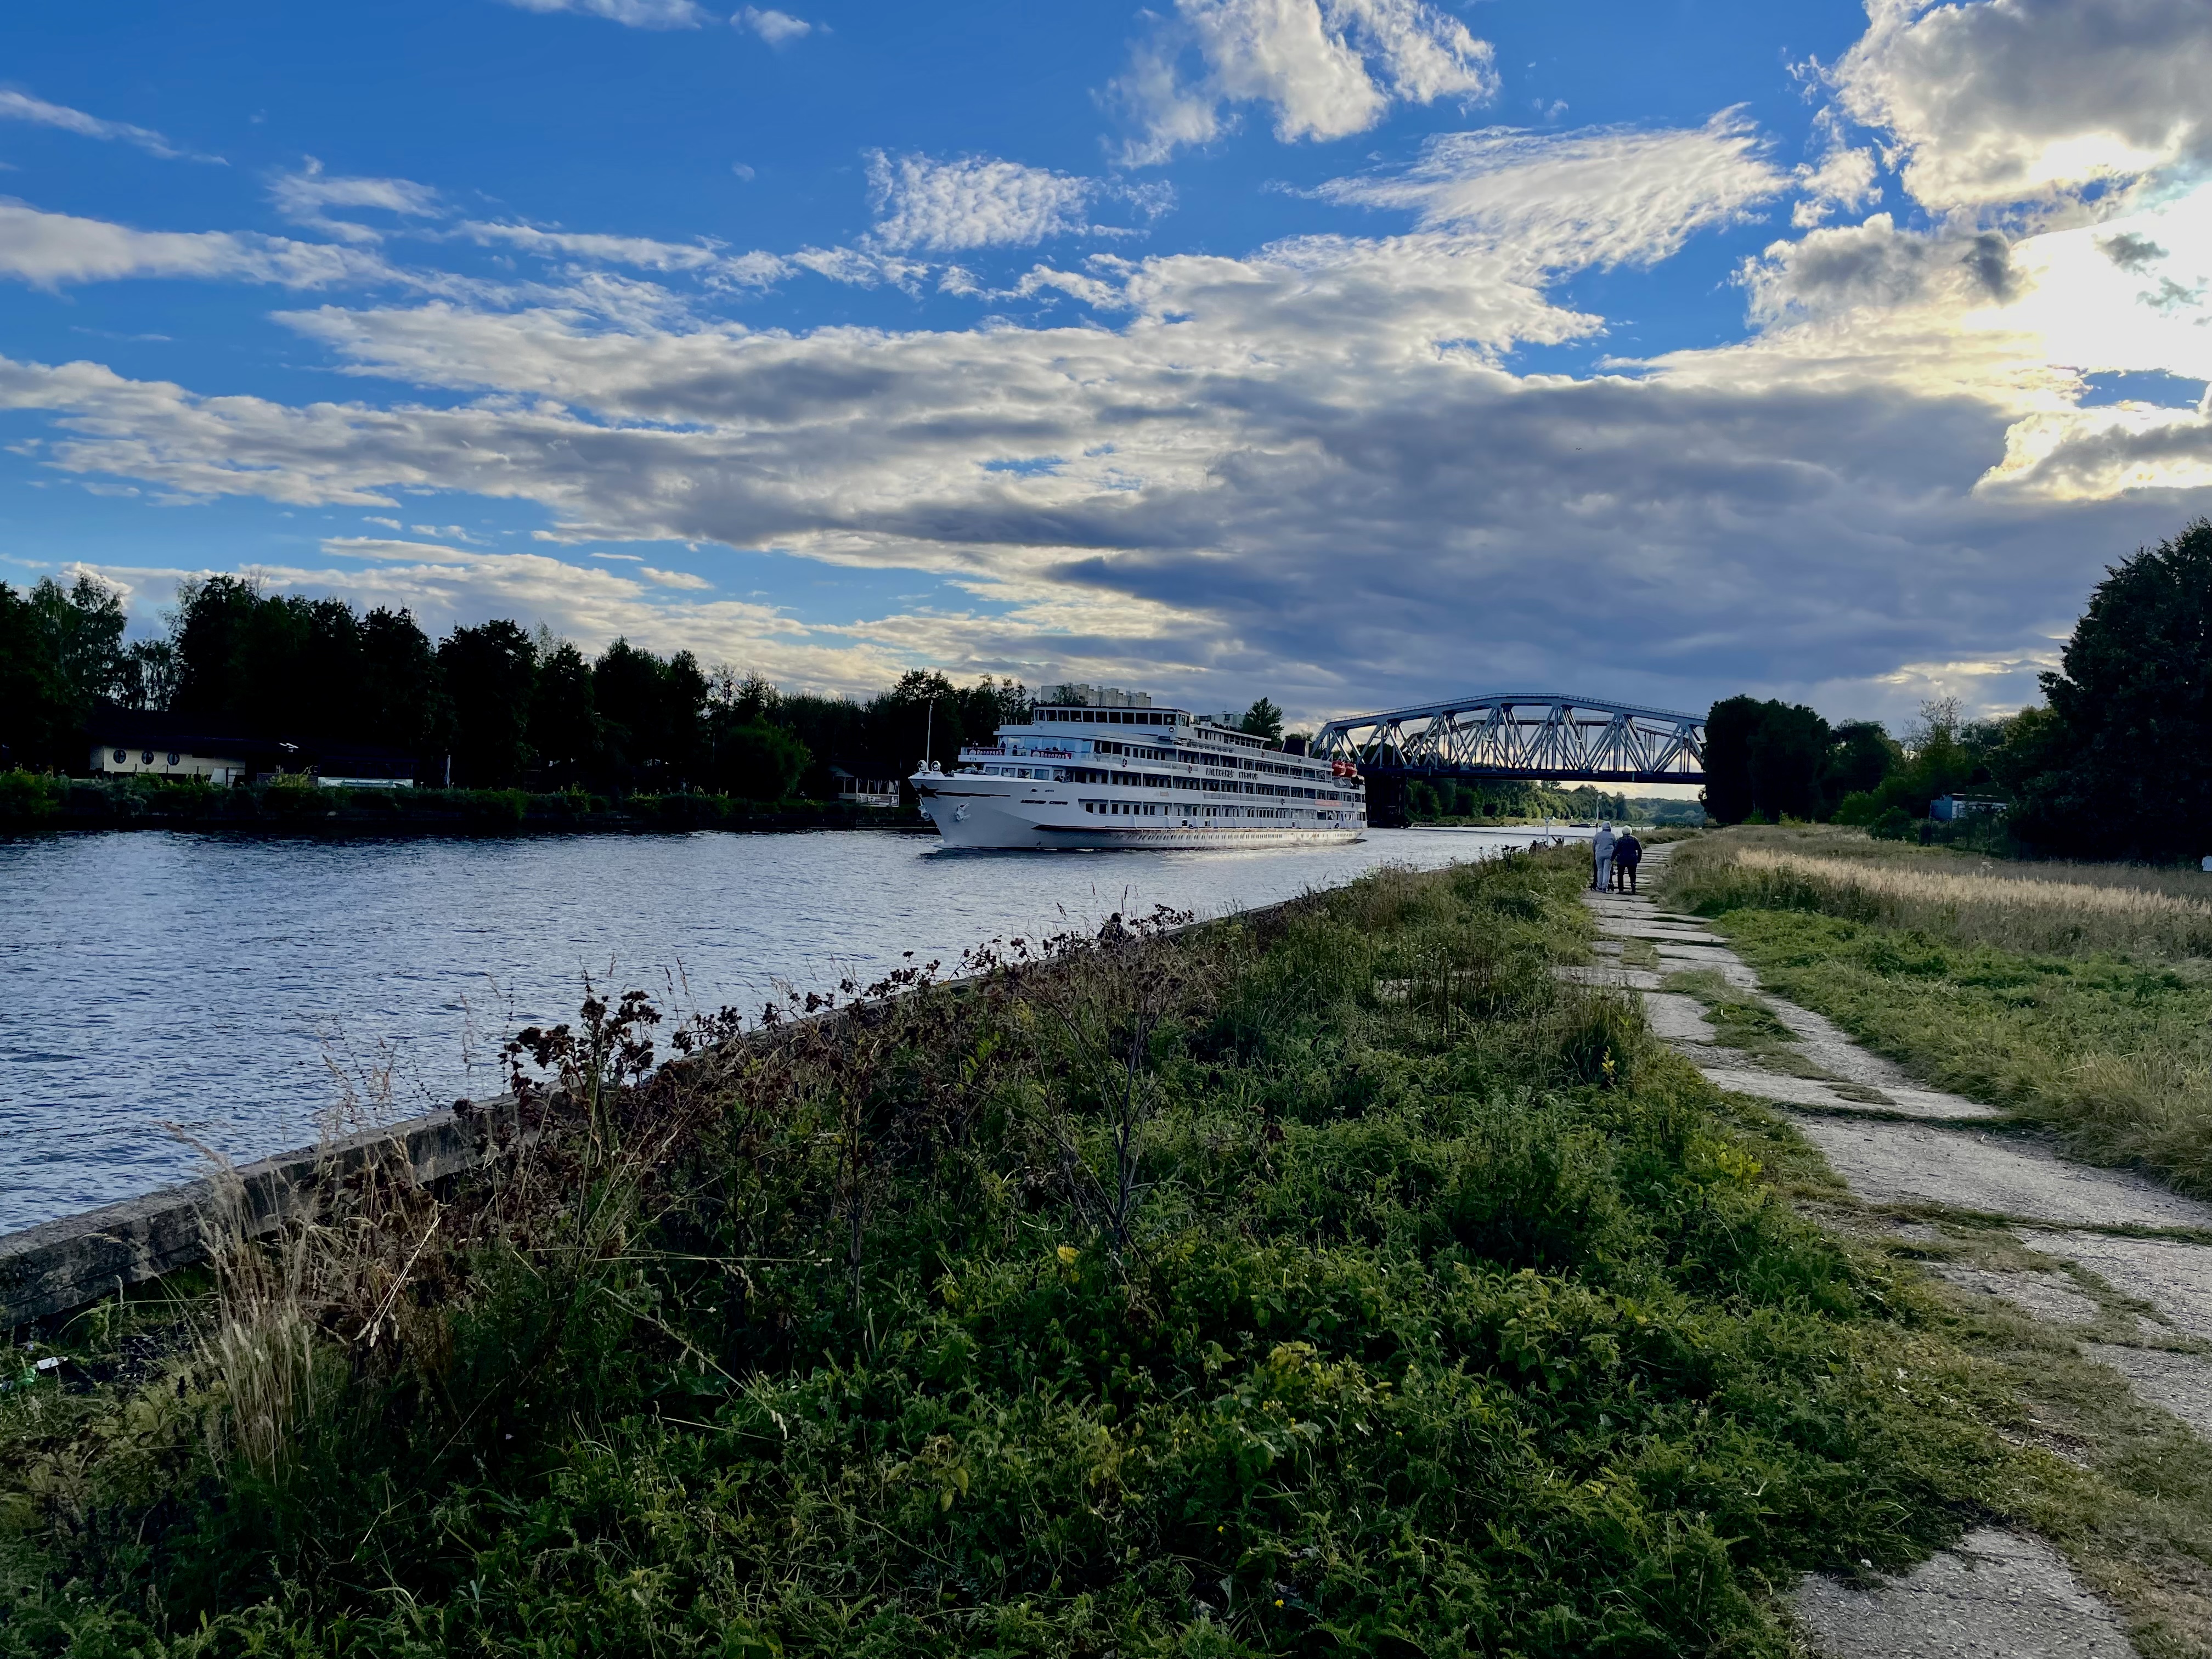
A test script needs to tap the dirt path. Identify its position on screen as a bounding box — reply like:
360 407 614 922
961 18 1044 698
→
1567 841 2212 1657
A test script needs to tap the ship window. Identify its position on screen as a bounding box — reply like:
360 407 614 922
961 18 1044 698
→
166 752 180 766
141 749 155 764
113 748 128 764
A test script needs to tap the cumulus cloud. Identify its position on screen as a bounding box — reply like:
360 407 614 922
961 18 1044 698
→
269 160 444 244
497 0 709 27
1319 111 1786 271
865 153 1169 252
1109 0 1498 166
734 7 812 44
0 201 399 290
0 89 217 163
1830 0 2212 213
1792 144 1881 228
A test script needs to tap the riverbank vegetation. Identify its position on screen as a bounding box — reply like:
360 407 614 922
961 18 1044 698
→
0 768 917 836
2 849 2017 1655
1664 826 2212 1196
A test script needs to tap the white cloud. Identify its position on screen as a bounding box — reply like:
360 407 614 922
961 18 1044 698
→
457 220 791 287
1830 0 2212 213
269 159 444 244
641 565 713 588
1792 122 1882 228
0 201 399 290
325 535 476 565
0 89 216 163
497 0 708 27
1319 112 1787 272
1109 0 1497 166
787 245 933 291
867 153 1104 252
735 7 812 44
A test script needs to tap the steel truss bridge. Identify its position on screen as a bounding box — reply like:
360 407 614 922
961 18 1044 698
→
1312 693 1705 826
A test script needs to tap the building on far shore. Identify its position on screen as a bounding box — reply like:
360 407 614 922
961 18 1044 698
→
87 710 263 786
1929 794 2006 821
84 709 419 788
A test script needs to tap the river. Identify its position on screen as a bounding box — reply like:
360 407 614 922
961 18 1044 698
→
0 825 1573 1232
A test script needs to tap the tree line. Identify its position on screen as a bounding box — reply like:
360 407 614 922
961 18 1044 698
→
0 574 1030 798
1703 516 2212 861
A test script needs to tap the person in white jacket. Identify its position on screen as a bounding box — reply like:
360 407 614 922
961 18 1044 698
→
1592 822 1616 891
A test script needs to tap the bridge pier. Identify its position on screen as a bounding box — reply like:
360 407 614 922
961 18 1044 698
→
1365 774 1410 829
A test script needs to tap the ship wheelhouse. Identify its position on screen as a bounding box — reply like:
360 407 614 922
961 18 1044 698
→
911 699 1366 851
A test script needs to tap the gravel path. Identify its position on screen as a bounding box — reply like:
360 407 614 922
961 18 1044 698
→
1574 842 2212 1657
1791 1530 2138 1658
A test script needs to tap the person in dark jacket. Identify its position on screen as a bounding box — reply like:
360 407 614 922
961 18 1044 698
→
1613 830 1643 892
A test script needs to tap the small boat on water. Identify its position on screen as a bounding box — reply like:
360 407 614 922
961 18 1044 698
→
910 699 1367 850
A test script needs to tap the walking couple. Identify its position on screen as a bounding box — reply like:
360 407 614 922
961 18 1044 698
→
1592 822 1642 893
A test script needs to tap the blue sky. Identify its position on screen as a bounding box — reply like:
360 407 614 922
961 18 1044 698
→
3 0 2211 729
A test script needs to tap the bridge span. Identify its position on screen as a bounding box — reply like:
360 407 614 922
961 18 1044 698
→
1311 692 1706 827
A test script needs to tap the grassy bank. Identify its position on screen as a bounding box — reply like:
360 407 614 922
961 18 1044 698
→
2 850 2016 1656
1664 827 2212 1195
0 770 918 836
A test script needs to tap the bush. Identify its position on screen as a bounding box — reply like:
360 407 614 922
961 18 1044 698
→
1869 806 1915 841
0 769 62 823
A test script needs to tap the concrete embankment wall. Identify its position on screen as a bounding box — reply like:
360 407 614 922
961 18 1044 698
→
0 1107 501 1328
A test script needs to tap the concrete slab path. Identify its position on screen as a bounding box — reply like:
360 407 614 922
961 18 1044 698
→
1584 840 2212 1657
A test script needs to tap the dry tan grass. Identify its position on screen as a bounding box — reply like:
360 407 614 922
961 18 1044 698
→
1671 828 2212 958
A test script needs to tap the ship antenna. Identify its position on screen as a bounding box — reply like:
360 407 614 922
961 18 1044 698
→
924 696 934 768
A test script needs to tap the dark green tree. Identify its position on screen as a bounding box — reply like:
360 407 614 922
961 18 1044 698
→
1239 697 1284 744
1702 696 1831 823
115 639 179 712
592 639 709 789
0 575 128 770
2007 519 2212 858
438 620 538 786
769 691 870 797
867 670 962 779
529 639 602 786
171 575 284 720
953 675 1029 748
710 718 811 799
356 608 442 753
1822 720 1898 810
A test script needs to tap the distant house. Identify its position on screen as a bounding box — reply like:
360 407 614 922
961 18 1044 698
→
830 766 902 808
86 710 266 786
1929 794 2006 821
84 710 420 788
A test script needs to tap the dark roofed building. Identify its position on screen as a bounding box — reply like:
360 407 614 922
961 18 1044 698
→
83 709 421 788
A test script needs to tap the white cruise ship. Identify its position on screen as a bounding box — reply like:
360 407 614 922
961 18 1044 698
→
911 699 1366 850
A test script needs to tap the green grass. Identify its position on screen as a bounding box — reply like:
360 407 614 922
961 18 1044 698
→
1 850 2028 1656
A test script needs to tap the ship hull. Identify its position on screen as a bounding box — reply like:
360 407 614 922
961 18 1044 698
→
916 781 1362 851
